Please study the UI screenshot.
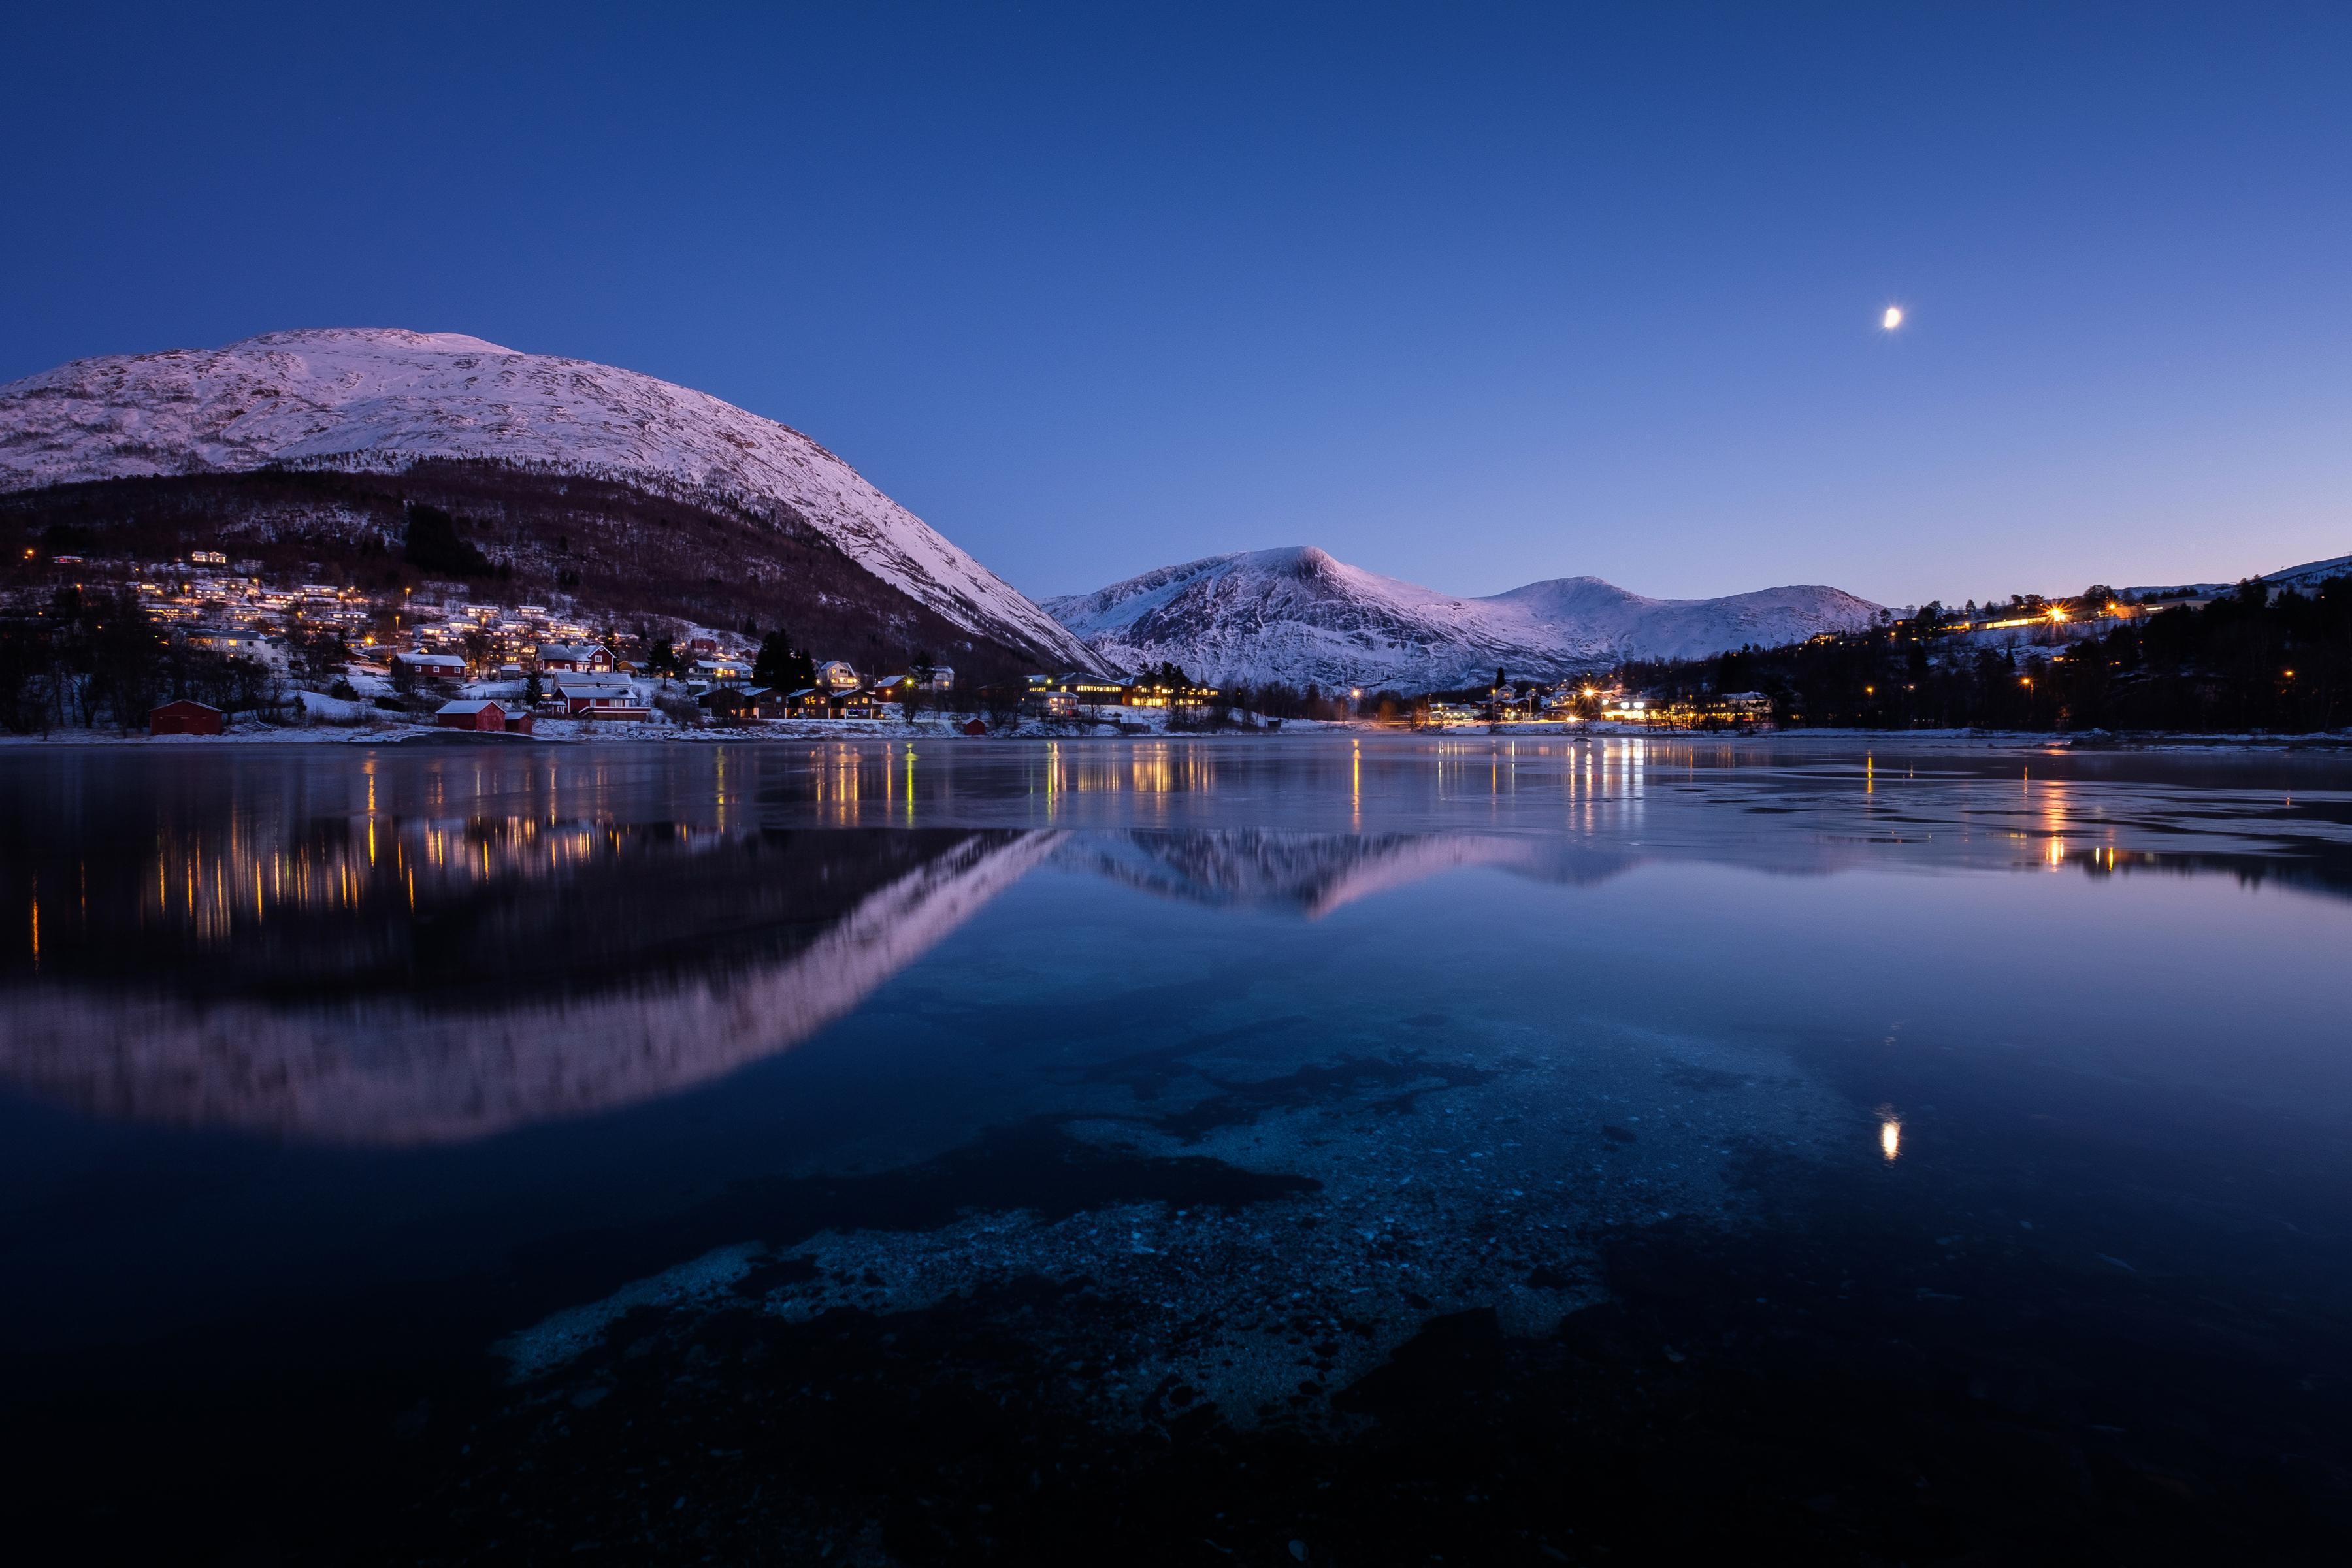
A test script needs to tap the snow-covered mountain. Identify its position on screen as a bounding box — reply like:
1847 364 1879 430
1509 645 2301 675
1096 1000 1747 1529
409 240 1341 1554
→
2123 552 2352 602
1043 546 1884 689
0 328 1102 672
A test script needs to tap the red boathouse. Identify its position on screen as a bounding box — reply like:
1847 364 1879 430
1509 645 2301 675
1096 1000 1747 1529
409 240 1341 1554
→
436 699 509 732
149 700 225 736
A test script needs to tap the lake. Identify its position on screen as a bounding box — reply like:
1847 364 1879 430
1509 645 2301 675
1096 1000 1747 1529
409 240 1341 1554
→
3 736 2349 1563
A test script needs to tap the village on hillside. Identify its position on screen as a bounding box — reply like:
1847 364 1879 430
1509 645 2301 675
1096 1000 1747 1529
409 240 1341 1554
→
3 546 1257 739
1 543 2310 739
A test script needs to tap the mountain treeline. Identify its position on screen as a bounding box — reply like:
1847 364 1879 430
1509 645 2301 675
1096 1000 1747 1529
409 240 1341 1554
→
0 589 282 732
1615 576 2352 733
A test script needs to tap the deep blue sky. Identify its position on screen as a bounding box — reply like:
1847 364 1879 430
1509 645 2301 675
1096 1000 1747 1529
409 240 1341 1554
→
5 3 2347 606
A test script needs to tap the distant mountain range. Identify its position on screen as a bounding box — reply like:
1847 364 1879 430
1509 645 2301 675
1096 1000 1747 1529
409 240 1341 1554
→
2123 553 2352 601
0 328 1107 678
1043 546 1886 691
7 330 2330 695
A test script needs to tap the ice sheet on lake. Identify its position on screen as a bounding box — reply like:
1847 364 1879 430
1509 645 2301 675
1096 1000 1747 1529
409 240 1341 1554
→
496 1017 1846 1428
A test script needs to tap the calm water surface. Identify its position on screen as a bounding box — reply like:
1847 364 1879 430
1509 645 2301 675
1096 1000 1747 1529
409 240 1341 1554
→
3 736 2349 1563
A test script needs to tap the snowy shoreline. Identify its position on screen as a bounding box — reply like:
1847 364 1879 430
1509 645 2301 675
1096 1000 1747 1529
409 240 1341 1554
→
1 721 2345 752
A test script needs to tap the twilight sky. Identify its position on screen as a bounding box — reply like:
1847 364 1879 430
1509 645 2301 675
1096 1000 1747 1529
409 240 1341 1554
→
4 3 2347 606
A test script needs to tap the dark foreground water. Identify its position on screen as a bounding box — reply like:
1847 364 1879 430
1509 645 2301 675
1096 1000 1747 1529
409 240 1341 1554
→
3 736 2351 1564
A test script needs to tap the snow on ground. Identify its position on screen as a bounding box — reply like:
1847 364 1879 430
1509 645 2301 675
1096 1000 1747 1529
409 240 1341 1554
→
293 689 378 722
4 715 2339 749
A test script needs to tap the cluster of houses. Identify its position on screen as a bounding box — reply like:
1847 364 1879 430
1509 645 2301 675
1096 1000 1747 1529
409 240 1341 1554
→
1015 672 1221 719
109 558 637 674
129 555 376 651
99 547 1769 738
397 636 752 689
39 539 1205 734
404 661 1239 732
397 646 961 730
693 661 956 723
1421 678 1775 730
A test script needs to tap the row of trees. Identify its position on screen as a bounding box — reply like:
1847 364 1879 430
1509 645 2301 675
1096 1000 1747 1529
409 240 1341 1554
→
1122 663 1411 724
0 589 284 732
1224 681 1394 722
1615 576 2352 733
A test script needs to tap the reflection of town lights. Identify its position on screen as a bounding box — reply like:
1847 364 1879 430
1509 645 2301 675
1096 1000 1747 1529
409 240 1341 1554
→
1880 1118 1901 1162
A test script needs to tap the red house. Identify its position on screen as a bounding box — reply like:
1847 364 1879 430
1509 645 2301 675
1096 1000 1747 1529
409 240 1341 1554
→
556 682 652 720
150 700 225 736
436 699 510 732
536 642 617 674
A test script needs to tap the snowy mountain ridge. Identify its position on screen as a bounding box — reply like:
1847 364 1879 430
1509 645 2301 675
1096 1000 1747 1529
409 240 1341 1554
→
0 328 1101 670
1045 546 1885 690
2122 553 2352 602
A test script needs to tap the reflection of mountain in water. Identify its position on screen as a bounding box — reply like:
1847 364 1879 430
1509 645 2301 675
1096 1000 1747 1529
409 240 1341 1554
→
1065 830 1642 917
21 776 2332 1148
0 819 1639 1145
0 827 1059 1145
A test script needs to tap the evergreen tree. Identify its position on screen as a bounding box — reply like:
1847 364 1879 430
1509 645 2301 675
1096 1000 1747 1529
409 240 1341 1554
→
754 630 815 689
400 504 491 576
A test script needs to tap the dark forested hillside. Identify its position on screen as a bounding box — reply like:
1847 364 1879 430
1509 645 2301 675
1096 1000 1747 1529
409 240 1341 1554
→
1616 577 2352 734
0 463 1064 685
